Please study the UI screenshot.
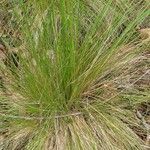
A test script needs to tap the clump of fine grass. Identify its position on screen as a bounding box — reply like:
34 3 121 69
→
0 0 150 149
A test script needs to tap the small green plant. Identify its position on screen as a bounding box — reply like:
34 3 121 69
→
0 0 149 149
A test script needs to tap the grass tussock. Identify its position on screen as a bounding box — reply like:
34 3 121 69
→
0 0 150 150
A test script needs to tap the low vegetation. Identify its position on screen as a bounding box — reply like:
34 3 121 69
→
0 0 150 149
